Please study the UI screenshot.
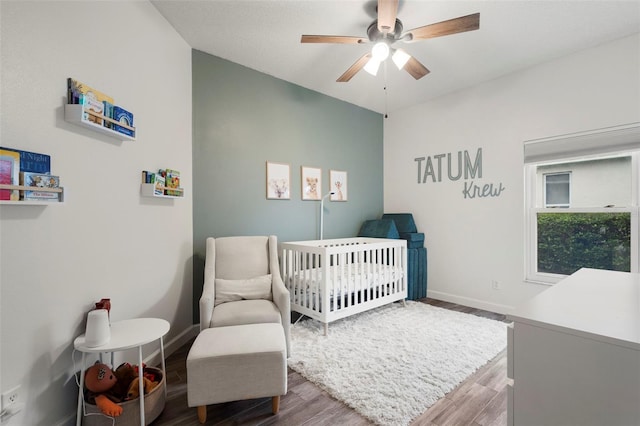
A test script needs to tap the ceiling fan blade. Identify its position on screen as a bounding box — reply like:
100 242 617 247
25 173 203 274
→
301 35 366 44
337 53 372 82
404 56 430 80
377 0 399 33
407 13 480 41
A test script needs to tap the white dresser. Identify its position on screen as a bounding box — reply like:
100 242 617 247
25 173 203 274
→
507 268 640 426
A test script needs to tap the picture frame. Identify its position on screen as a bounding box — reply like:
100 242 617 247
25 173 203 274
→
301 166 322 200
330 170 348 201
266 161 290 200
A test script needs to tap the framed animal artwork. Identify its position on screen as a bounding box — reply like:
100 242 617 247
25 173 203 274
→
330 170 347 201
266 161 290 200
301 166 321 200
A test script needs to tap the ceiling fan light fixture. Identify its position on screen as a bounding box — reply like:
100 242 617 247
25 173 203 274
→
363 57 381 76
392 48 411 70
302 8 479 83
371 42 390 61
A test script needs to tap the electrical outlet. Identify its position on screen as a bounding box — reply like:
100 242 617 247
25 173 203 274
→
491 280 501 290
2 385 20 411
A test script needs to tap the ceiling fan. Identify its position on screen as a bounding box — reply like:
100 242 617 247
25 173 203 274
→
301 0 480 82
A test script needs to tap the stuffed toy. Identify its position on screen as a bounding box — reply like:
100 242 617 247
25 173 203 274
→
126 376 159 400
84 363 123 417
112 363 138 397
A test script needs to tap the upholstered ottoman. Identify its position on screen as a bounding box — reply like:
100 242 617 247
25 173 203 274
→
186 323 287 423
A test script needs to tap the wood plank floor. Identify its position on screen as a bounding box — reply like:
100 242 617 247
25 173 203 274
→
152 298 509 426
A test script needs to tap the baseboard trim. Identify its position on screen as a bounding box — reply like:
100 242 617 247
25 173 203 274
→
426 290 514 315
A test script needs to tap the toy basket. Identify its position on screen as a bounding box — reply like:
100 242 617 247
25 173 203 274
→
81 367 165 426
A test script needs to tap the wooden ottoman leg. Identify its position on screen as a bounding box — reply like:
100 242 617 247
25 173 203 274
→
272 396 280 414
197 405 207 424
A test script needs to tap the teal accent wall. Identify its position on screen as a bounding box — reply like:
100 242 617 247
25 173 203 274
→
192 50 383 320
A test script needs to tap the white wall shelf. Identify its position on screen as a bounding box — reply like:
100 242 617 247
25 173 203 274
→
140 183 184 198
0 184 64 204
64 104 136 141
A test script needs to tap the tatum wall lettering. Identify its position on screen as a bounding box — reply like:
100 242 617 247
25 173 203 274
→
414 148 505 199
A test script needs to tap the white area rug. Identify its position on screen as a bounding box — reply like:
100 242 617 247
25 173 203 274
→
288 301 507 426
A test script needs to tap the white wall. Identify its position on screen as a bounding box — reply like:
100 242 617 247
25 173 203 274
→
384 34 640 313
0 2 193 424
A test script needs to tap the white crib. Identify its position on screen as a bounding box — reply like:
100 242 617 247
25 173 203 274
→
280 237 407 334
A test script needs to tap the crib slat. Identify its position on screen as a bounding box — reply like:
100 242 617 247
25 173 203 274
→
322 252 330 317
352 249 357 306
293 250 298 307
366 248 371 300
294 250 299 308
342 255 348 309
392 245 398 294
398 245 403 294
378 249 383 299
308 252 312 310
312 253 317 313
397 247 401 294
376 247 381 299
285 249 293 305
338 252 344 311
385 247 395 294
352 251 356 308
326 253 331 312
311 249 318 314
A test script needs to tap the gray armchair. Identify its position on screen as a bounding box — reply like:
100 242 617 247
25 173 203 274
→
200 235 291 356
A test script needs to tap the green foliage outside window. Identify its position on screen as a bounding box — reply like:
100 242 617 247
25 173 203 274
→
537 212 631 275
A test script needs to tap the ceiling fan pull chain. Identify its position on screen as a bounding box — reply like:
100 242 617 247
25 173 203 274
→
384 61 389 118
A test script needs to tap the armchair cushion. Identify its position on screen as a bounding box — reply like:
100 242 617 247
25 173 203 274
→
211 299 282 328
214 274 273 306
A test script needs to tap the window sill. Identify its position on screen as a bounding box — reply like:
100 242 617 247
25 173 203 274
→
525 272 566 286
524 278 556 286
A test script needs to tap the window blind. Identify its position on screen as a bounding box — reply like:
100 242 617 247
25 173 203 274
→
524 122 640 164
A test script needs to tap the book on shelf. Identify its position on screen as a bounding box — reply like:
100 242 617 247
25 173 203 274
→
154 173 165 196
142 170 157 184
82 96 106 126
20 172 60 188
0 148 20 201
67 78 114 126
165 169 180 189
20 172 60 201
164 188 183 197
112 106 134 136
0 148 50 174
22 190 59 202
103 101 114 129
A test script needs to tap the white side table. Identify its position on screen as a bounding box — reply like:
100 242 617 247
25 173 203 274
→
74 318 170 426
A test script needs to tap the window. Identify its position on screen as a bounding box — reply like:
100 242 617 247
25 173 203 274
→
544 172 571 207
524 123 640 284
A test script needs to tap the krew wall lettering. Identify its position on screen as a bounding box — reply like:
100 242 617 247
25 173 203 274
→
414 148 506 199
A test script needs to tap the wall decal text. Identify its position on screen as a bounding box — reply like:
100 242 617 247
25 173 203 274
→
414 148 506 199
415 148 482 183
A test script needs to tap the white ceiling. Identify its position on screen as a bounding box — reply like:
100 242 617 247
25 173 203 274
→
151 0 640 114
